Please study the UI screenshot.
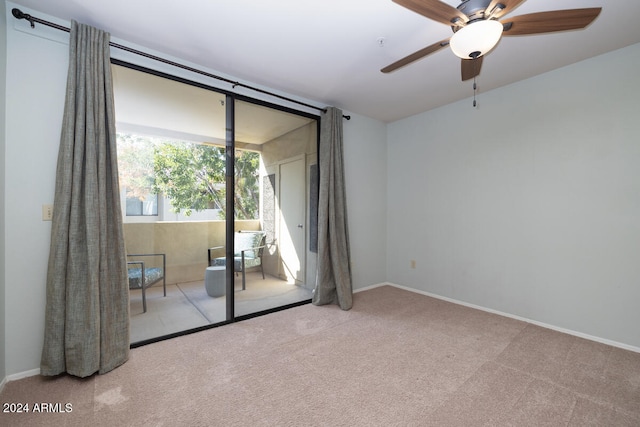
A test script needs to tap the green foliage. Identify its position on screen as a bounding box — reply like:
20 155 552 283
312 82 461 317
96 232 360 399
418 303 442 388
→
233 150 260 219
117 133 260 220
153 142 226 216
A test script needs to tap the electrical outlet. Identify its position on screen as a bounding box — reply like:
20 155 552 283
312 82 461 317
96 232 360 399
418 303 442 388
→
42 204 53 221
410 259 416 269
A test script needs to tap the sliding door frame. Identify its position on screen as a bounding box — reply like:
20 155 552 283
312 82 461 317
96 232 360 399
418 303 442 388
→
112 59 319 347
225 94 235 321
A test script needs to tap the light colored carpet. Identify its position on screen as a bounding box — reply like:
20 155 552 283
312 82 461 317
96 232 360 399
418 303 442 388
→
2 285 639 426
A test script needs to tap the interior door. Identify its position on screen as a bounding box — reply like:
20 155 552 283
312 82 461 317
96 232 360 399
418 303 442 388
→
279 157 306 283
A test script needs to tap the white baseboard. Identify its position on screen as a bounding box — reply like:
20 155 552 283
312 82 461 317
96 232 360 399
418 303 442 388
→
353 282 389 293
1 368 41 391
8 368 41 381
358 282 640 354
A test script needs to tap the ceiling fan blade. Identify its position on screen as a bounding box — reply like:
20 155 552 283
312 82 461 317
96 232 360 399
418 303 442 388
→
381 39 450 73
461 57 483 81
393 0 468 26
501 8 602 36
485 0 527 19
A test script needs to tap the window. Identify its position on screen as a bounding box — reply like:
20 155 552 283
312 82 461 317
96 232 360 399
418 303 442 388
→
125 193 158 216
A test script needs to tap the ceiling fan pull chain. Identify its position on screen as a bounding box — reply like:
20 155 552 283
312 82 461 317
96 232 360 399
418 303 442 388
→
472 77 477 107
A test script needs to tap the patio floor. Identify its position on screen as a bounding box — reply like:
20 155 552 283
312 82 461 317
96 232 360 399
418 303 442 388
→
129 271 313 344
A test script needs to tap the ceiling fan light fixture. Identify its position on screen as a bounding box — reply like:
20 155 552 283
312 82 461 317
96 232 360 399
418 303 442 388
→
450 19 503 59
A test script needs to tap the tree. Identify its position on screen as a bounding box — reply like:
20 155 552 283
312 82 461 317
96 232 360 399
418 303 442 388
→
233 150 260 219
118 134 260 220
152 141 260 219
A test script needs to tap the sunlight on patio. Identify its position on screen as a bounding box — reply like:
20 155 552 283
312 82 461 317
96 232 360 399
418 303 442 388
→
129 271 312 343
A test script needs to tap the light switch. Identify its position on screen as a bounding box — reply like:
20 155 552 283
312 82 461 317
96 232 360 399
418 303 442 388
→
42 204 53 221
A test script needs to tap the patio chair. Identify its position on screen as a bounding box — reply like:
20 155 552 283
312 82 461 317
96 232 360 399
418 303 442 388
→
127 253 166 313
207 231 266 290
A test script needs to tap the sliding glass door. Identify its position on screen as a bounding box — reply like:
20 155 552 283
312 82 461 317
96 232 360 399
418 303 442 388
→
112 62 317 345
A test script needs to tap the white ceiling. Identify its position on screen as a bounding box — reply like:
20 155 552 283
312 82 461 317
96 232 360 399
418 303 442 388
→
10 0 640 122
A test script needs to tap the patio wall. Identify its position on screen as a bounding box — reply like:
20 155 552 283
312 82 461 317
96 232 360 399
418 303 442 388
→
123 220 260 284
261 121 318 288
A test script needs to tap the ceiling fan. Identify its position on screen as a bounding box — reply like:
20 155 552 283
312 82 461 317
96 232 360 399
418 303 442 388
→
381 0 602 81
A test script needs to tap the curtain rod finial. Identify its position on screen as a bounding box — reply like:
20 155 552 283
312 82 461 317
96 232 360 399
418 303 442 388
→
12 8 35 28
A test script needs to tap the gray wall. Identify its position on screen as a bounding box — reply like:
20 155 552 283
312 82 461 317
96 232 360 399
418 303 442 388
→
1 0 8 384
344 113 388 289
4 3 68 378
387 43 640 349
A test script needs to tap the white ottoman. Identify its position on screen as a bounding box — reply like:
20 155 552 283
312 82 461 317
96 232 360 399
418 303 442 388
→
205 266 225 297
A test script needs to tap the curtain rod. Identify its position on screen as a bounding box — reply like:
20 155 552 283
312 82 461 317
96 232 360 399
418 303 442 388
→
11 8 351 120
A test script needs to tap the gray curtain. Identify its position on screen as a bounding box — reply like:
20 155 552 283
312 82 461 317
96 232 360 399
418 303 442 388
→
313 107 353 310
41 21 129 377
